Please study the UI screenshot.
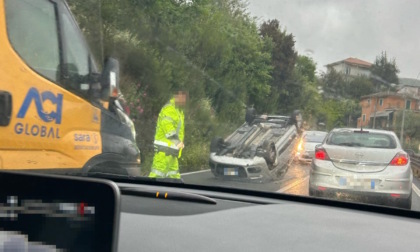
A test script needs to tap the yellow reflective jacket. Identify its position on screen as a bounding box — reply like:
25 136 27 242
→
154 98 184 148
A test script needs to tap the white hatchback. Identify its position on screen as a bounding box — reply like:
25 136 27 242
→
309 128 413 209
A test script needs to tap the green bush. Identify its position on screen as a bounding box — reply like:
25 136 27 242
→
179 141 211 173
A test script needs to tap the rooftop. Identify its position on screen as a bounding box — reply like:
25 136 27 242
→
326 57 373 68
399 78 420 87
361 91 420 100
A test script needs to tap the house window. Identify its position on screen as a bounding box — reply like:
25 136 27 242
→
406 100 411 110
362 114 366 122
367 99 371 105
346 66 351 75
379 99 383 106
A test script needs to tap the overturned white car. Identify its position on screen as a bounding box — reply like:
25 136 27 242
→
209 109 302 181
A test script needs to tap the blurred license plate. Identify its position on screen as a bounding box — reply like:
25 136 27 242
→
224 168 238 176
339 176 375 189
339 177 347 186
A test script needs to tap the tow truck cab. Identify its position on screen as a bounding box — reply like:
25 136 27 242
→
0 0 140 176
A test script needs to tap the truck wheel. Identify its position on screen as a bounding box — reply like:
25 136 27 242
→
262 140 276 166
88 162 128 176
245 107 256 125
210 137 224 153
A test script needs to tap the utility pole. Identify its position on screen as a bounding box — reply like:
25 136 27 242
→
400 108 406 144
372 97 377 129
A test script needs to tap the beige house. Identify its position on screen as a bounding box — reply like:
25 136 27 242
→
326 57 372 78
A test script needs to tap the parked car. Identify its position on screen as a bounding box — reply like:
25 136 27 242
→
309 128 413 209
295 130 328 163
209 109 302 181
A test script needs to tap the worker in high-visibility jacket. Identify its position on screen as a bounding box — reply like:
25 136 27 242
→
149 91 187 179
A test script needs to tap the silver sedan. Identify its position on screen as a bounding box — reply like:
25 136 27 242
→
295 131 328 163
309 128 413 209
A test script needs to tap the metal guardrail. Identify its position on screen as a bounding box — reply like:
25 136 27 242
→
410 154 420 178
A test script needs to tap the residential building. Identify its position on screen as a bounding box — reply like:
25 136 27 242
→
398 78 420 96
357 92 420 129
326 57 372 78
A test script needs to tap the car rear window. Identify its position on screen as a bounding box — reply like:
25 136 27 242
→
326 132 397 149
304 134 326 143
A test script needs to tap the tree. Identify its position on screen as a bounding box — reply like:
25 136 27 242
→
68 0 276 173
295 55 316 82
319 68 346 98
371 51 400 87
291 55 319 114
259 19 298 113
394 110 420 139
345 76 375 100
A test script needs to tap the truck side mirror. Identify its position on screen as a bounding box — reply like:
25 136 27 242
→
101 57 120 100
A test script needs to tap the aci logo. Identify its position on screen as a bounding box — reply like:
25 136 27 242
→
14 88 63 139
17 87 63 124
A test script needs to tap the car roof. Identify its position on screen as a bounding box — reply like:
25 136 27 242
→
330 128 398 137
303 130 327 135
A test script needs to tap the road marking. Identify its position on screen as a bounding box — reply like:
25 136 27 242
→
413 183 420 197
277 175 309 193
181 169 210 176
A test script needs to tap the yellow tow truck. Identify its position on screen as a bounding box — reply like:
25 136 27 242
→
0 0 140 176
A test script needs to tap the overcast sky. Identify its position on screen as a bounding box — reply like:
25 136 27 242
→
246 0 420 78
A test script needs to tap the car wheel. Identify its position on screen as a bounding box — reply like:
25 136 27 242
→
262 140 276 167
245 107 256 125
210 137 224 153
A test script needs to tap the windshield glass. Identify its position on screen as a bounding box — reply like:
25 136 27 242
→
2 0 420 212
327 132 397 149
304 133 327 143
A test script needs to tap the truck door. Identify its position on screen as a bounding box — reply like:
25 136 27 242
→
0 0 102 171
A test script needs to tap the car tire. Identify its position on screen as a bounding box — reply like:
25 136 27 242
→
88 162 128 176
245 107 256 125
261 140 277 169
210 137 224 153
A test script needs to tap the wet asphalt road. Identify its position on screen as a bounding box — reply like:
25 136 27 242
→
182 162 420 211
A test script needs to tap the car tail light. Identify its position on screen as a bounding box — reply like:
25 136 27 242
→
389 152 409 166
318 186 326 191
315 147 330 160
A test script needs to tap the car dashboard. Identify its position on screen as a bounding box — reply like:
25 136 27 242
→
1 172 419 252
117 182 420 252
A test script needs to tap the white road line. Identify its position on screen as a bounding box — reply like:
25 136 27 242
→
277 175 309 193
181 169 210 176
413 183 420 197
